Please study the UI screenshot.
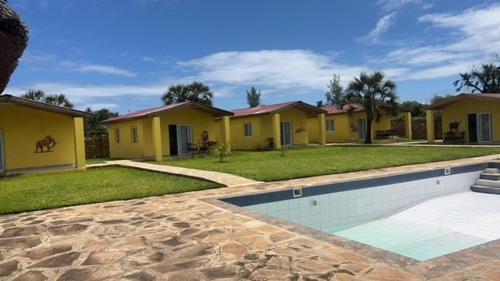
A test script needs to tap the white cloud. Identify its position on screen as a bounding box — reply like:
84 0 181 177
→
58 61 137 77
376 0 422 11
380 3 500 80
357 13 397 44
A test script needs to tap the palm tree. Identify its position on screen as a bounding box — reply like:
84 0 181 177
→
21 89 46 101
162 82 213 106
343 72 398 144
44 94 74 108
246 86 262 107
0 0 29 93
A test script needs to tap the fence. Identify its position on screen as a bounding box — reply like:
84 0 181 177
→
391 118 443 140
85 133 109 158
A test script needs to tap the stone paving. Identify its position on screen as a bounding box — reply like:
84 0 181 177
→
87 160 260 187
1 155 500 280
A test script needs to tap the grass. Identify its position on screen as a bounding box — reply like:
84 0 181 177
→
158 146 500 182
86 158 109 165
0 167 220 214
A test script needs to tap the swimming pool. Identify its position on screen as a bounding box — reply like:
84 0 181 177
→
222 162 500 261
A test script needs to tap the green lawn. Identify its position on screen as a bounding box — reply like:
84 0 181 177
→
158 146 500 181
0 167 220 214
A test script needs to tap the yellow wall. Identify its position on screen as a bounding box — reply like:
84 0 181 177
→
441 100 500 142
0 104 78 172
308 112 394 143
107 108 223 159
230 107 312 150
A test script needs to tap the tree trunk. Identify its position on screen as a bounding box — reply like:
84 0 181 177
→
365 117 373 144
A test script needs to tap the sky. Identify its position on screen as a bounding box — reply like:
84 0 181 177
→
5 0 500 113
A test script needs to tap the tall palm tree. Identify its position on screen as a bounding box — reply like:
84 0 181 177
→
0 0 29 94
45 94 74 108
21 89 46 101
162 82 213 106
343 72 398 144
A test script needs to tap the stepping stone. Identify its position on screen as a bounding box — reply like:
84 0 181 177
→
48 224 88 236
0 237 42 249
12 271 47 281
0 260 19 277
29 252 80 268
25 244 72 260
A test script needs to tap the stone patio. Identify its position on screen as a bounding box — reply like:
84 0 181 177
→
1 155 500 280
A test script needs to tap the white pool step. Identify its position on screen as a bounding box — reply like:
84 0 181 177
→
472 168 500 194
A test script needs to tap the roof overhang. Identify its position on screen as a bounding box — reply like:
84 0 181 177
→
427 94 500 110
0 94 92 117
273 101 327 117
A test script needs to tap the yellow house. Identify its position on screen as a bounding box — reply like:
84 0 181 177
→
308 104 400 143
229 101 327 150
426 93 500 144
0 94 90 175
103 101 233 160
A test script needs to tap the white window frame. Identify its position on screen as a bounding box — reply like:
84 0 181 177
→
244 123 253 137
114 128 121 144
326 119 335 132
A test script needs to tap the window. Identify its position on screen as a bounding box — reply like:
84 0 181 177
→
114 128 121 144
244 123 252 137
326 119 335 131
131 127 139 144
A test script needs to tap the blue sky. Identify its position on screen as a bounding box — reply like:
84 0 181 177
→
6 0 500 113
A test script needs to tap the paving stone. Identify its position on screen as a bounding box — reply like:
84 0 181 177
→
0 226 43 238
82 251 125 265
202 266 238 279
48 224 88 236
0 237 42 249
12 271 48 281
29 252 80 268
0 260 19 277
173 222 190 228
57 268 93 281
152 258 207 273
25 244 72 260
125 270 156 281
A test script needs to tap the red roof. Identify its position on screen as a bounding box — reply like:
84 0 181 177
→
321 103 365 115
427 93 500 110
231 101 326 118
103 101 232 124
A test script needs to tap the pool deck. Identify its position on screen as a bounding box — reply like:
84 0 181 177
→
1 154 500 280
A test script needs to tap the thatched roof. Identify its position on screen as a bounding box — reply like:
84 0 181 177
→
0 0 29 94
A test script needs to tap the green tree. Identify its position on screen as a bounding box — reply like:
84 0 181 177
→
246 86 262 107
162 81 213 106
325 74 344 105
85 108 118 135
44 94 74 108
21 89 45 101
343 72 399 144
401 101 425 118
21 90 74 108
453 61 500 93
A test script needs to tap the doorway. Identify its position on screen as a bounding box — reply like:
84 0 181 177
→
477 113 493 143
280 121 293 147
168 124 192 156
358 119 367 140
0 129 5 175
467 113 478 143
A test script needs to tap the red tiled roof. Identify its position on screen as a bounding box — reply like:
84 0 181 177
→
321 103 365 115
231 101 326 118
427 93 500 110
103 101 232 124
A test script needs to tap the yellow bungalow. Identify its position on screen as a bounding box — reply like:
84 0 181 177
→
0 94 90 175
229 101 327 150
426 93 500 144
103 101 233 160
308 104 406 143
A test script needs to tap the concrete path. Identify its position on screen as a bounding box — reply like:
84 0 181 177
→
87 160 260 187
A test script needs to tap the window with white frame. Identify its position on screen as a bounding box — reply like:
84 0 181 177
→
114 128 121 143
326 119 335 131
244 123 252 137
131 127 139 144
